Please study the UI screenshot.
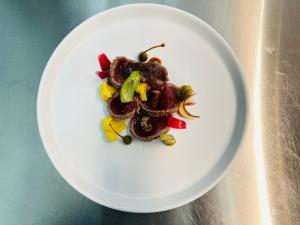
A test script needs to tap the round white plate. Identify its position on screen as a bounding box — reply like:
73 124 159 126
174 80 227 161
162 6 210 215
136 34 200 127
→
37 4 248 212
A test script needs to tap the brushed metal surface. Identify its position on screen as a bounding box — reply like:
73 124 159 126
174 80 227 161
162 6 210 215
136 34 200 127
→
0 0 299 225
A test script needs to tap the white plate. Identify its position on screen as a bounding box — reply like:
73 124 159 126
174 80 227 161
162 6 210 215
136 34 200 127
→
37 4 248 212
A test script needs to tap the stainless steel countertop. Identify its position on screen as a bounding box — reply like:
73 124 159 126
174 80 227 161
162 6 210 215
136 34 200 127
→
0 0 299 224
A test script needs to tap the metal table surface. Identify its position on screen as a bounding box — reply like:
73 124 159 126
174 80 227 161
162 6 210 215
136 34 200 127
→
0 0 299 225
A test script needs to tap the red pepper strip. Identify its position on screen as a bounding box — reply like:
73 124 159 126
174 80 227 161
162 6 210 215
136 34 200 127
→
167 115 187 129
98 53 111 71
95 70 109 79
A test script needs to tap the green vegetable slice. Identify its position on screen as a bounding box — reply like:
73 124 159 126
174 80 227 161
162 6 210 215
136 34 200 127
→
120 71 141 103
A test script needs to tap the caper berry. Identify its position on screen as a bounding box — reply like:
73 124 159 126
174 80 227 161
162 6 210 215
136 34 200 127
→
123 135 132 145
109 124 133 145
138 43 166 62
138 52 148 62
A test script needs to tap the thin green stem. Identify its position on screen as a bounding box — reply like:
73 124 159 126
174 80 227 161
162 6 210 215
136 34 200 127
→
142 43 165 53
109 124 123 138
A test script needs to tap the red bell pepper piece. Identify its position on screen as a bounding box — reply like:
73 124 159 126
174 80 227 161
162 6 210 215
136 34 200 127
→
98 53 111 72
95 53 111 80
167 115 187 129
95 71 109 79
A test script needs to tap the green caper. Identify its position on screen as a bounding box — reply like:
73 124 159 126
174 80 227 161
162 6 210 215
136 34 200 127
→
138 43 166 62
123 135 132 145
138 52 148 62
109 124 133 145
159 133 176 146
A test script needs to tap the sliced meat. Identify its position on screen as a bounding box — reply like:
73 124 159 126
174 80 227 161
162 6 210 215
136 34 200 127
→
109 57 139 88
139 61 168 82
141 83 180 117
141 76 165 90
130 114 169 141
107 92 139 119
109 57 168 88
148 90 161 109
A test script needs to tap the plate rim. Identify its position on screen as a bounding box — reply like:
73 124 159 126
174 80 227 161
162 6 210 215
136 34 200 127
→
37 3 249 213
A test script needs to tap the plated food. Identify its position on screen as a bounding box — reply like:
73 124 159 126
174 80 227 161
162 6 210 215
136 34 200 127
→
37 4 248 212
96 44 199 146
